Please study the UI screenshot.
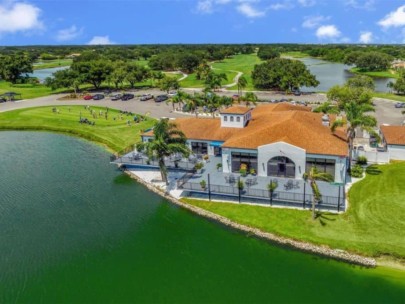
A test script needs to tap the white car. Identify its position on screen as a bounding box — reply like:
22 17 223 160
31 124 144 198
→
168 91 177 97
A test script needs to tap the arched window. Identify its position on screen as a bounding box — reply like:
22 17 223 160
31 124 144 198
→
224 116 228 122
236 116 240 122
267 156 295 178
230 116 234 122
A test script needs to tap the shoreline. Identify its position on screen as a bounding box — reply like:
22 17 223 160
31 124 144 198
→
123 169 377 268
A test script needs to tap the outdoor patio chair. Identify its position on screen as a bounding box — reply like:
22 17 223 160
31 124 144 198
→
251 177 258 185
294 181 300 189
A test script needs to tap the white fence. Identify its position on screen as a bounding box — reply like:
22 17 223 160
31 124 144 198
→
352 150 390 164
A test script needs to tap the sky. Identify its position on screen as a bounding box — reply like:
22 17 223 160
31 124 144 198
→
0 0 405 45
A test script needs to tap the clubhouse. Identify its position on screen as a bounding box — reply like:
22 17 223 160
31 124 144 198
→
141 103 349 184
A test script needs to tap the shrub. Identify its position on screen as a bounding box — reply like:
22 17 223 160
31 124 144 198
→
200 180 207 189
357 156 368 165
216 163 222 170
194 162 204 170
350 164 364 178
237 180 244 190
250 168 256 175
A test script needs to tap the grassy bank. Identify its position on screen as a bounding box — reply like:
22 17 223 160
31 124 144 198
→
0 81 67 99
0 106 155 153
373 92 405 102
182 162 405 263
350 67 398 79
33 59 73 70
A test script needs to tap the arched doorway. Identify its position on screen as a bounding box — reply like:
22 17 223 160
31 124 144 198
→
268 156 295 178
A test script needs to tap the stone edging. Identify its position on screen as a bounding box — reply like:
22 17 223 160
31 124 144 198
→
125 170 377 268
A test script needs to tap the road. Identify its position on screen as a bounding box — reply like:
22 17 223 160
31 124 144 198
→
0 88 403 125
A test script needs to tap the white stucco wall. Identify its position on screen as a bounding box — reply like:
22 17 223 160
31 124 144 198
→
257 142 306 179
222 148 231 173
388 145 405 160
220 114 246 128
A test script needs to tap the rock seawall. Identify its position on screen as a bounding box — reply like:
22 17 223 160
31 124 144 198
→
125 170 377 268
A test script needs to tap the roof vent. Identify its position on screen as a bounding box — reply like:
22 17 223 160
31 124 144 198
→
322 114 330 126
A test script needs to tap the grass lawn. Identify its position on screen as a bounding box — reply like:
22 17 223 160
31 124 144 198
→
373 92 405 102
33 59 73 70
350 67 399 79
0 106 156 153
0 81 67 99
280 51 309 58
182 162 405 262
180 71 238 88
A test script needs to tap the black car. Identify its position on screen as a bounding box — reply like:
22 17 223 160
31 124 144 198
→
0 97 6 103
111 94 122 101
154 94 168 102
93 94 105 100
121 93 134 101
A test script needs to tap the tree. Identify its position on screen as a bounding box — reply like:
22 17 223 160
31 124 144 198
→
150 71 165 87
167 90 189 111
303 167 333 220
158 76 180 93
346 75 375 91
354 52 393 72
243 92 258 107
327 85 373 110
178 53 201 73
110 61 127 89
126 64 149 89
0 53 33 84
44 69 83 95
252 58 319 91
267 180 278 206
237 75 247 96
389 69 405 95
313 102 340 114
72 60 113 89
331 101 377 169
136 119 190 184
204 72 227 91
195 61 211 80
257 47 280 60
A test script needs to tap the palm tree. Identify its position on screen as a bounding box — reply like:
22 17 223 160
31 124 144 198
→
136 119 190 184
331 101 377 170
237 75 248 96
243 92 258 107
267 180 278 206
313 102 340 114
303 167 333 220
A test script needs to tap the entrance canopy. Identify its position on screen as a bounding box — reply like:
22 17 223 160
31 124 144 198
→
209 141 223 147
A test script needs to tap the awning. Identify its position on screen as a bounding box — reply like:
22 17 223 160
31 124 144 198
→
210 141 223 147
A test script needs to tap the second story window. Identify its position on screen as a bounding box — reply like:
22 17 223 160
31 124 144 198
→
236 117 240 122
224 116 228 122
230 116 234 122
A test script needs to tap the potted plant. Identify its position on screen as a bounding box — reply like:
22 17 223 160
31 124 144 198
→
216 163 222 171
194 162 204 174
249 168 256 176
200 180 207 190
239 163 248 176
203 154 209 161
267 180 278 206
237 180 244 191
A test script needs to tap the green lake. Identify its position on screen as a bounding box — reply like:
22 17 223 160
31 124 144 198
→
0 131 404 303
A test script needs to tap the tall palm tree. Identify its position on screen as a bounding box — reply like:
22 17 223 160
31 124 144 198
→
237 75 248 96
136 119 190 184
243 92 258 107
303 167 333 220
166 90 189 111
331 101 377 170
267 180 278 206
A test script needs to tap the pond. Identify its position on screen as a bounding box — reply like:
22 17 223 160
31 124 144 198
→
0 131 404 303
295 57 395 92
28 66 69 82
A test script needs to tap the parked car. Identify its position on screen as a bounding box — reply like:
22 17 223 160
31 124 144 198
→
140 94 153 101
293 90 301 96
93 94 105 100
121 93 135 101
0 97 6 103
83 95 93 100
111 94 122 101
154 94 168 102
394 102 405 108
168 91 177 97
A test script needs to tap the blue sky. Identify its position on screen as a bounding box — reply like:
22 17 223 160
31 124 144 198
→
0 0 405 45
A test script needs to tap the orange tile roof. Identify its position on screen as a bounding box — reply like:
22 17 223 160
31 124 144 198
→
220 106 251 114
142 103 348 156
381 125 405 145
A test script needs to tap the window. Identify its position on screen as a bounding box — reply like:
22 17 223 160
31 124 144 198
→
224 116 228 122
268 156 295 178
306 157 336 179
236 116 240 122
191 142 208 155
231 152 258 172
230 116 234 122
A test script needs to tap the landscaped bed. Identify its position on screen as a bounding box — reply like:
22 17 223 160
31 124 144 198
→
0 106 156 153
181 162 405 267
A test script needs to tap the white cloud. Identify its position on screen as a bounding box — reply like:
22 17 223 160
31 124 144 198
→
359 31 372 43
87 36 115 45
0 1 43 34
316 25 341 39
345 0 375 10
196 0 232 14
302 15 330 28
269 1 294 10
298 0 316 7
56 25 83 42
237 3 265 18
378 5 405 29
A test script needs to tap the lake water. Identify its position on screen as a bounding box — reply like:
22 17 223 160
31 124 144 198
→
1 131 404 303
288 57 395 93
29 66 69 82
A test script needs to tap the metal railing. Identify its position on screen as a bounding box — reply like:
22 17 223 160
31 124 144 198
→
111 155 196 171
